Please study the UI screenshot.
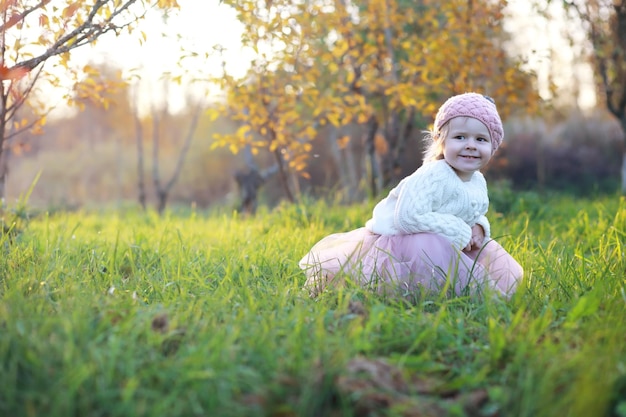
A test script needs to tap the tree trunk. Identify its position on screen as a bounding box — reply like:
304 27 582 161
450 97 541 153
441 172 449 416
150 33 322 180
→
388 107 416 185
235 168 265 214
148 104 201 216
536 119 547 193
0 150 7 207
136 123 147 210
152 109 164 213
158 105 201 211
382 113 399 187
343 134 359 201
115 136 123 207
132 87 147 211
364 116 380 198
326 126 351 200
621 117 626 194
0 67 7 206
236 145 279 214
289 168 302 199
273 148 295 203
0 135 15 207
621 152 626 195
156 190 167 216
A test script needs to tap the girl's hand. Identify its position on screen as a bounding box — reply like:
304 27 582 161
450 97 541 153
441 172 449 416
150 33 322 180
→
464 225 485 252
470 224 485 249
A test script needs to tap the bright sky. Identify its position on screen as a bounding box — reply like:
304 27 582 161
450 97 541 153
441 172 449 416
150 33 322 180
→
503 0 596 109
60 0 253 116
60 0 595 118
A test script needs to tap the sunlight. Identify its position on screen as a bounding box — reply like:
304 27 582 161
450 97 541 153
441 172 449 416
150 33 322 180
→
51 0 255 118
47 0 596 118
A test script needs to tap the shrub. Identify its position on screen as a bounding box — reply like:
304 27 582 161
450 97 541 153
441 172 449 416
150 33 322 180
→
487 110 622 194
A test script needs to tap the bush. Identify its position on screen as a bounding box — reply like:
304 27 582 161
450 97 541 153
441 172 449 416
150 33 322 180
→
487 110 623 194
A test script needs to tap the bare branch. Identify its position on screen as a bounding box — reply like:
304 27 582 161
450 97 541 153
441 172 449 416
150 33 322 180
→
14 0 147 72
5 65 44 121
4 68 47 141
164 103 202 192
152 102 163 193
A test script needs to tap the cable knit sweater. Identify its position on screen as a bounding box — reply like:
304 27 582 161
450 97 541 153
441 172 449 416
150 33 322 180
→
365 160 491 250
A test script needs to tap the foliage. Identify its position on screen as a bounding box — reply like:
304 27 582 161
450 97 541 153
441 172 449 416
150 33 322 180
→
0 0 180 107
0 195 625 416
8 108 623 209
487 110 623 193
7 114 239 210
0 0 181 199
559 0 626 122
544 0 626 192
211 0 542 193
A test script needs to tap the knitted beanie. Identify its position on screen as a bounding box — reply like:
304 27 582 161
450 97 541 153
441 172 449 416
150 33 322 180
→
434 93 504 152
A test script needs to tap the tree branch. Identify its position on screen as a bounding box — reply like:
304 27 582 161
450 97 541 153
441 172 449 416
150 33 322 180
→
164 103 202 192
13 0 146 72
0 0 51 33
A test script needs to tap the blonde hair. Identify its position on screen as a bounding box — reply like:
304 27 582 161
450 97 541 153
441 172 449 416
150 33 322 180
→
422 123 450 163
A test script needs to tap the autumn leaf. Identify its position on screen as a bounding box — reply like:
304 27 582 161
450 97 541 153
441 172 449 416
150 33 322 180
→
62 3 80 18
212 0 541 188
39 13 49 26
0 65 29 81
0 0 18 14
337 135 350 149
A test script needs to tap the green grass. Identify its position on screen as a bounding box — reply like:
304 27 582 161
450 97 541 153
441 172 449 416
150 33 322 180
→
0 195 625 417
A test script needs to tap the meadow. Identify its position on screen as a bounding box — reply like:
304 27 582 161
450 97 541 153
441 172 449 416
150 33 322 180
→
0 193 625 417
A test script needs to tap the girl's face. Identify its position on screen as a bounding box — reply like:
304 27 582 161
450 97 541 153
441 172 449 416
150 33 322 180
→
442 117 493 181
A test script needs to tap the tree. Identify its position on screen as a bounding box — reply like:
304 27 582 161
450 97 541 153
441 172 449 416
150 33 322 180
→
0 0 180 204
213 0 541 201
148 91 202 215
211 63 317 204
129 77 205 215
555 0 626 193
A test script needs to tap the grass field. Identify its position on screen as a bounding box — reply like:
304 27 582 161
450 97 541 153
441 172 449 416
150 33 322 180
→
0 193 625 417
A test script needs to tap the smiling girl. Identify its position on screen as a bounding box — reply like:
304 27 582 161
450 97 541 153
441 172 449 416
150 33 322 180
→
299 93 523 298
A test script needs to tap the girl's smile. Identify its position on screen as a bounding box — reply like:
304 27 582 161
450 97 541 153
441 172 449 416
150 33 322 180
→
443 117 493 181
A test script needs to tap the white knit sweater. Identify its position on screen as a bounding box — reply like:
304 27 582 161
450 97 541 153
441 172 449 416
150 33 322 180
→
365 159 491 249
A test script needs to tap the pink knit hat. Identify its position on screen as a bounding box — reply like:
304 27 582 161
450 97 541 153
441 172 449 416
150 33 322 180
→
433 92 504 152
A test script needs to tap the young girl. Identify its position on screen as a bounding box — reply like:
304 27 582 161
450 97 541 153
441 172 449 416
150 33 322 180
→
299 92 523 298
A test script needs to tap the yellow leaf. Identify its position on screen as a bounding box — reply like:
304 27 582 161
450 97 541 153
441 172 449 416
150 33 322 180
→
337 135 350 149
39 14 49 27
236 124 251 138
327 113 340 127
357 113 369 124
346 71 355 85
63 3 80 19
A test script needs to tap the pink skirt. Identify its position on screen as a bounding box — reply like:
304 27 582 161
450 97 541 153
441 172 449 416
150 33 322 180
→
298 228 522 298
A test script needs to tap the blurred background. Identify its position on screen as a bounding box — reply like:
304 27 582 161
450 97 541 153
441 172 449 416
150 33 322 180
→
3 0 625 213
